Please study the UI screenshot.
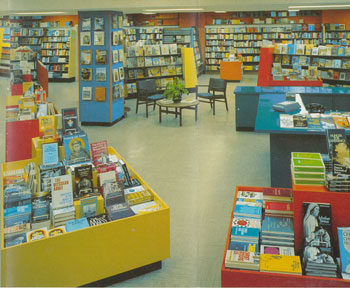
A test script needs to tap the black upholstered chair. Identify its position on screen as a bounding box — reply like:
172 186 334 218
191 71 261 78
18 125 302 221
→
136 79 164 118
196 78 228 115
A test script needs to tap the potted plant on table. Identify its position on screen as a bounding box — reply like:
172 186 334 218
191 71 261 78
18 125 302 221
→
163 77 189 103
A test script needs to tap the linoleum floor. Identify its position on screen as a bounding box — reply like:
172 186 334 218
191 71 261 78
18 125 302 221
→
0 73 270 287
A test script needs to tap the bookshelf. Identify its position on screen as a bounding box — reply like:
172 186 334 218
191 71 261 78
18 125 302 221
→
78 11 125 125
205 24 293 72
0 26 10 77
163 27 203 75
124 26 164 46
125 43 183 97
269 43 350 86
41 27 76 82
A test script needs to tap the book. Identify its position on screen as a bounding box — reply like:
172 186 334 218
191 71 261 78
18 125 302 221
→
106 202 135 221
65 217 89 232
90 140 109 166
261 216 294 236
233 203 262 220
80 196 98 218
48 226 66 237
338 227 350 273
229 241 259 252
95 87 106 102
262 187 293 202
326 128 346 160
51 174 73 209
320 117 336 129
39 162 65 194
74 164 93 198
61 107 78 134
231 226 260 242
237 190 263 201
4 232 27 247
307 117 322 130
333 116 349 129
39 115 56 138
224 250 260 270
63 132 91 165
42 142 59 166
260 245 295 256
293 115 308 128
32 191 50 222
279 114 293 128
26 228 48 242
260 254 302 275
87 214 110 226
264 202 294 216
129 201 162 214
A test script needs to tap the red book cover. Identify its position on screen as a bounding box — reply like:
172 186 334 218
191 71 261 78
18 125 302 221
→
265 202 294 213
262 187 293 198
90 140 109 166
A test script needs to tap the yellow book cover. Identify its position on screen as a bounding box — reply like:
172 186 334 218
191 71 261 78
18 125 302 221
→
94 87 106 102
39 115 56 138
260 254 302 275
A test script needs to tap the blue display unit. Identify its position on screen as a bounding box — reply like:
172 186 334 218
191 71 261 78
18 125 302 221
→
78 11 124 125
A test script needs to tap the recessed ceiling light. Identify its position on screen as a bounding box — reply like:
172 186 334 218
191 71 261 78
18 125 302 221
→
214 11 227 13
288 9 300 12
12 11 66 15
144 8 204 12
142 12 156 15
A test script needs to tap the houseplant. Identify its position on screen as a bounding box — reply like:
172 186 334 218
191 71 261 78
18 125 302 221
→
163 77 189 103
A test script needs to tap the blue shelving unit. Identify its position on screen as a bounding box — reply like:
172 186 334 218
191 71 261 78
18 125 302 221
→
78 11 124 125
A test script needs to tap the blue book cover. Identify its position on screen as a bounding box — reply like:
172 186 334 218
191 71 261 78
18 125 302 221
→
307 117 322 130
287 44 296 55
63 131 91 165
261 216 294 236
338 227 350 273
65 217 89 232
42 142 59 166
337 46 345 56
229 240 259 252
4 204 32 217
233 204 262 219
231 226 260 240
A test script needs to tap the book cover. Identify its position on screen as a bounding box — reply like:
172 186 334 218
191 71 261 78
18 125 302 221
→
232 217 261 229
32 191 50 222
332 139 350 176
262 187 293 202
303 202 333 254
260 245 295 256
74 164 93 198
94 87 106 102
307 117 322 129
231 226 260 241
233 203 262 219
26 228 48 242
90 140 109 166
63 132 91 165
42 142 59 166
265 202 294 215
261 216 294 236
326 128 346 160
333 116 349 129
229 241 259 252
39 115 56 138
293 115 308 128
87 213 110 226
260 254 302 275
320 117 336 129
279 114 293 128
65 217 89 232
4 232 27 247
48 226 66 237
225 250 260 270
80 196 98 218
61 107 78 134
39 162 65 194
51 174 73 209
237 190 263 201
338 227 350 273
106 202 135 221
103 181 125 207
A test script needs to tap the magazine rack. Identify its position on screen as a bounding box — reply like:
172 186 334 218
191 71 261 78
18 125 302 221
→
221 185 350 287
0 146 170 287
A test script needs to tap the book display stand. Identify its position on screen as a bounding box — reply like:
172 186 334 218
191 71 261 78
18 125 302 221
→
257 47 323 87
0 146 170 287
222 186 350 287
78 11 125 126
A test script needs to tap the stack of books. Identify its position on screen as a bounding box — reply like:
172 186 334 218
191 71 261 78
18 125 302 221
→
338 227 350 279
260 254 302 275
50 174 75 227
225 190 263 270
302 202 338 277
3 168 32 247
291 152 326 186
261 216 295 247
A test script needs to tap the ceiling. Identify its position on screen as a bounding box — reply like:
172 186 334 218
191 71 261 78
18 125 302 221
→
2 0 350 15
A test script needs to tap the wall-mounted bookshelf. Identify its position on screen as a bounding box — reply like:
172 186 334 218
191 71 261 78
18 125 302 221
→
125 43 183 96
41 27 76 82
125 26 164 46
0 27 11 77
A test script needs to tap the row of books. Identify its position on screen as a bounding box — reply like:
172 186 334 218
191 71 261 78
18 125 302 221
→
44 64 69 72
126 55 182 68
42 36 70 43
279 114 350 130
205 26 292 34
127 43 178 57
127 66 182 79
41 49 69 56
41 56 67 64
274 43 350 56
19 38 41 45
42 43 69 49
45 29 71 37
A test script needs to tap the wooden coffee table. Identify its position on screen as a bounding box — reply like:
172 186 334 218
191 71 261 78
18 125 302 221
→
156 99 200 126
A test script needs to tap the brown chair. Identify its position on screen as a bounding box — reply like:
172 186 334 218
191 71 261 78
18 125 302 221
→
196 78 228 115
136 79 164 118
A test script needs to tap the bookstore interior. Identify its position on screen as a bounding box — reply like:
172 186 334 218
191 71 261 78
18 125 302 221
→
4 0 350 287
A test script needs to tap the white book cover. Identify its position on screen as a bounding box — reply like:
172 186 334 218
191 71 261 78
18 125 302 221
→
280 114 294 128
232 217 261 229
51 174 73 209
237 191 263 200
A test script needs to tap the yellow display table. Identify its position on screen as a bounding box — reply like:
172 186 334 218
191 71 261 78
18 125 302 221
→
1 146 170 287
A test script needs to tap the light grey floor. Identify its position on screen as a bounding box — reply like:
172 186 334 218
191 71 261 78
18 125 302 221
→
0 73 270 287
